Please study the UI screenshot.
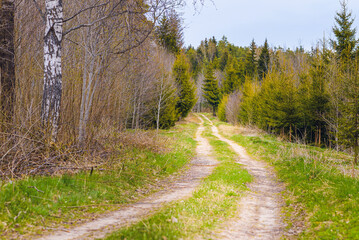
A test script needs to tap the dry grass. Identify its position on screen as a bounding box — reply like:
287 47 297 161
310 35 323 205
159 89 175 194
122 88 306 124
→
0 123 172 180
218 124 262 138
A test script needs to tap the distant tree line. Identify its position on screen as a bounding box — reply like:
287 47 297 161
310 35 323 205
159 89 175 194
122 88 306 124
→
186 1 359 165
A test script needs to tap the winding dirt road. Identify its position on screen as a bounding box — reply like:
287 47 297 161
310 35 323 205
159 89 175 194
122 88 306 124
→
35 115 284 239
37 117 217 240
201 114 284 240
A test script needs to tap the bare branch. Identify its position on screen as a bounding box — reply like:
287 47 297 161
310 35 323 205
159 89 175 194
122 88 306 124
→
31 0 45 22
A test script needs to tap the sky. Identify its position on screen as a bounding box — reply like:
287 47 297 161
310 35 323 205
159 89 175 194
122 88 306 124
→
182 0 359 50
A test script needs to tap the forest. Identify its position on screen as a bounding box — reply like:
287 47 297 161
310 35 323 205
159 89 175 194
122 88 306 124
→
0 0 198 177
1 0 359 239
187 1 359 165
0 0 358 176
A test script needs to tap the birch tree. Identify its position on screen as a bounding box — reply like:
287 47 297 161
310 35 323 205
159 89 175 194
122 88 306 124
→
42 0 63 140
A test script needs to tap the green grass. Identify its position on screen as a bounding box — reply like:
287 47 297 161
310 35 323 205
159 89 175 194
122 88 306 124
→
213 119 359 239
104 119 252 240
0 121 198 239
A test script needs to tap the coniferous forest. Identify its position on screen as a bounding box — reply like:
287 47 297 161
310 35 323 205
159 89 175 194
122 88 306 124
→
188 1 359 164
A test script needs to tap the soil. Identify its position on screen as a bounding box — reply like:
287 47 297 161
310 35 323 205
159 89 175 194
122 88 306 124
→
36 116 217 240
201 114 284 240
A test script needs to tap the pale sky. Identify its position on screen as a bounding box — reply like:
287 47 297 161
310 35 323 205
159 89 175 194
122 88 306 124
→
182 0 359 50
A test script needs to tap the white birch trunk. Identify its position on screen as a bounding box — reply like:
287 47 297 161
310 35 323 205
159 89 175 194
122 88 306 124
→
42 0 63 140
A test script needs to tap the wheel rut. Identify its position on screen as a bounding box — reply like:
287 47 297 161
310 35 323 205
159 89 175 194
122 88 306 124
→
36 116 217 240
201 114 284 240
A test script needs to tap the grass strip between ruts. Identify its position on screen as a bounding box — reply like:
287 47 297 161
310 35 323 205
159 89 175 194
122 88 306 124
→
104 118 252 240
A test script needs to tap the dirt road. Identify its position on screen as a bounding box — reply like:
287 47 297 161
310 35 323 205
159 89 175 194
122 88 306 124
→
37 117 217 240
201 114 284 240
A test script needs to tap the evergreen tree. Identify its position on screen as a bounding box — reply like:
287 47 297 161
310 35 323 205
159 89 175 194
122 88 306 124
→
307 53 330 146
173 53 197 118
245 39 257 78
223 55 240 94
155 11 183 54
258 39 270 80
332 0 358 64
156 86 178 129
217 95 228 122
239 77 260 125
203 64 221 116
338 65 359 165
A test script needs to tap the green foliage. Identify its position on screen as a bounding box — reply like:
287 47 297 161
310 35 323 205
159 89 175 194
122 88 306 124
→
155 11 183 54
258 39 270 80
244 39 257 78
157 84 178 129
217 95 228 122
306 52 330 144
223 55 241 94
338 66 359 165
173 53 197 119
260 69 302 135
203 64 221 115
238 77 260 125
332 0 358 64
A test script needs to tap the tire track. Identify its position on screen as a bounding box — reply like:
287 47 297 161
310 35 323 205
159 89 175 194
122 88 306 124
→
36 116 217 240
201 114 284 240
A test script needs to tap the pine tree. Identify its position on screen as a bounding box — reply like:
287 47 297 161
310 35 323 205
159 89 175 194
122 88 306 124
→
258 39 270 80
244 39 257 78
203 64 221 116
332 0 358 64
173 53 196 119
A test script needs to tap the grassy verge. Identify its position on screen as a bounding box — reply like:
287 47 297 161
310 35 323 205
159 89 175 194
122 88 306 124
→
104 119 252 240
0 121 198 239
213 119 359 239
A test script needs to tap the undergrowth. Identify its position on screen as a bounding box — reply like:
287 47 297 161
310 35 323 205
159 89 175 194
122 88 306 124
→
104 117 251 239
0 120 197 239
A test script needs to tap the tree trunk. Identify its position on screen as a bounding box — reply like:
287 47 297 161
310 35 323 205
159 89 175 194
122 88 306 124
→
0 0 15 126
42 0 63 141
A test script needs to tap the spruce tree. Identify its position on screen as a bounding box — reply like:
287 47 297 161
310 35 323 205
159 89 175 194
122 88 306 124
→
338 65 359 165
223 55 240 94
203 64 221 116
155 11 183 54
173 53 197 119
245 39 257 78
258 39 270 80
332 0 358 64
308 57 330 146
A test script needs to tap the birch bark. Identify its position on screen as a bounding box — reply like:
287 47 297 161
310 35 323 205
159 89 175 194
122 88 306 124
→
42 0 63 140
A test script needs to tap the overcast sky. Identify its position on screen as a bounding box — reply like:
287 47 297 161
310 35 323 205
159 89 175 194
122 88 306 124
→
182 0 359 50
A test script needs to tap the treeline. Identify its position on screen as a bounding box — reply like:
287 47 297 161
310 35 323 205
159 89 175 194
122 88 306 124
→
0 0 197 176
187 1 359 163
